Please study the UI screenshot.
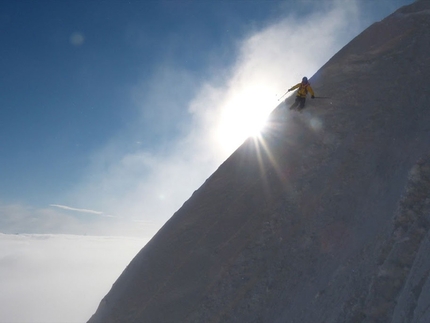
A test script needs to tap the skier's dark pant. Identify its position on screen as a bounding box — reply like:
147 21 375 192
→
291 96 306 110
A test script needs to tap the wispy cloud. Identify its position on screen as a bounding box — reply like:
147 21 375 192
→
49 204 104 215
0 202 156 237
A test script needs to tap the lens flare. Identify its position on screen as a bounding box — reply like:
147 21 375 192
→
215 85 276 154
70 32 85 46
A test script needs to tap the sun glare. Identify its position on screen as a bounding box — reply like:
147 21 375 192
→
216 86 275 154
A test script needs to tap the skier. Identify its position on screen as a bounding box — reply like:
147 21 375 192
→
287 77 315 110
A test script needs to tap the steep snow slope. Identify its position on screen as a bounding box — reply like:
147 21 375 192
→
88 1 430 322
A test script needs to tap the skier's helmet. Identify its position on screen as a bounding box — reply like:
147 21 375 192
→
302 77 308 83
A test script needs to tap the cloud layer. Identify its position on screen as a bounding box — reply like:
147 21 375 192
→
0 233 146 323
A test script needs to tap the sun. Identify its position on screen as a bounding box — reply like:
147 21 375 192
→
215 86 274 154
240 108 269 137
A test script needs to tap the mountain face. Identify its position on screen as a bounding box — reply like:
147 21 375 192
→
88 1 430 322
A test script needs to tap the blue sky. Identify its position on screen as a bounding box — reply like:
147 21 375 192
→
0 0 415 321
0 1 281 205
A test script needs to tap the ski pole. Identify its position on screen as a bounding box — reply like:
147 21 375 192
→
313 96 331 99
277 90 290 101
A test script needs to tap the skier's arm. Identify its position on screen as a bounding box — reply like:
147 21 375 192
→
288 83 301 92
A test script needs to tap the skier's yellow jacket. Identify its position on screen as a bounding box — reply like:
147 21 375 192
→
289 82 315 98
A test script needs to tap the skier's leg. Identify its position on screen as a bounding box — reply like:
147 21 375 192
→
290 97 300 110
298 97 306 110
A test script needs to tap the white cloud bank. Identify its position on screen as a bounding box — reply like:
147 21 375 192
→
0 233 146 323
